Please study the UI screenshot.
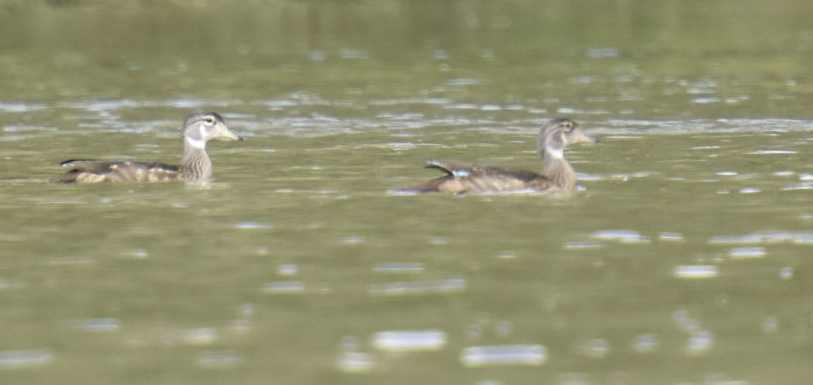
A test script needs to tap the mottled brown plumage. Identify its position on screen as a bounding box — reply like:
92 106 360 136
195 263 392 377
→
51 112 242 183
403 119 596 194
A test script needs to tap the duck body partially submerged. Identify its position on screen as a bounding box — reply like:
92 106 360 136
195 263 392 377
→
51 112 242 184
403 119 595 195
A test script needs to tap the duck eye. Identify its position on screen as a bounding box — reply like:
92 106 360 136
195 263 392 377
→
204 117 215 124
563 121 573 130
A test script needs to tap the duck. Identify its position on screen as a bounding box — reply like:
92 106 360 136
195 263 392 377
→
401 118 596 194
50 111 242 183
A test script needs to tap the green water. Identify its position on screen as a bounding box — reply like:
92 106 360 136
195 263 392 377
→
2 1 813 384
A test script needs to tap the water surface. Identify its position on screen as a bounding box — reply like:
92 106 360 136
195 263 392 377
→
2 1 813 384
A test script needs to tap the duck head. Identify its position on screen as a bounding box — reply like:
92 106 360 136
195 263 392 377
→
537 118 596 159
182 111 243 149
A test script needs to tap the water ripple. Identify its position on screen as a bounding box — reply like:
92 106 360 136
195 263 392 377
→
368 278 466 295
0 349 54 368
372 263 425 273
729 247 766 259
460 344 547 367
709 231 813 245
277 264 298 276
590 230 650 243
69 318 121 332
607 118 812 134
231 222 273 229
659 232 684 241
586 47 620 58
336 351 373 373
749 149 796 155
0 100 48 112
576 338 611 358
564 241 604 250
262 281 306 294
372 330 446 352
196 350 243 368
632 334 659 354
182 328 218 346
673 265 719 279
685 330 714 355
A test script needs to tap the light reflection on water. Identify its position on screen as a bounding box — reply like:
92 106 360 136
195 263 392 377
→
195 349 243 368
67 318 121 332
0 349 54 368
368 278 466 296
372 330 447 352
460 344 547 367
673 265 719 279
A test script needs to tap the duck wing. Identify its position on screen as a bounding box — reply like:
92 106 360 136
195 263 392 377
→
406 159 554 194
51 159 182 183
424 159 483 177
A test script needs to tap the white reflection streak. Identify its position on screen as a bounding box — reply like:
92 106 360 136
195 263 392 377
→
0 349 54 368
372 330 447 352
673 265 719 279
460 344 547 367
368 278 466 295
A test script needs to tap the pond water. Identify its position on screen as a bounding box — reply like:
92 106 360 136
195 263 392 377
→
2 1 813 384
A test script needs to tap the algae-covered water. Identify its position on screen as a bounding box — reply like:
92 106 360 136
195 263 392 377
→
2 1 813 384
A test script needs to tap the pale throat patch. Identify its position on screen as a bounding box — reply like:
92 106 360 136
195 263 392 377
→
185 136 207 149
546 147 564 159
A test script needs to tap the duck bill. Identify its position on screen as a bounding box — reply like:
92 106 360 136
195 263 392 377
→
220 126 244 141
578 132 598 144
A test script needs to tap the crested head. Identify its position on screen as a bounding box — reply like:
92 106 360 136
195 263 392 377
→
537 118 596 158
182 111 242 149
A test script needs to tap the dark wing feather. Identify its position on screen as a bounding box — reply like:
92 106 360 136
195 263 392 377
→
424 159 481 177
51 160 182 183
59 159 97 167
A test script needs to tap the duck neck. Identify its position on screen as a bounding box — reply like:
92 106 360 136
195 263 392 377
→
181 138 213 180
541 148 576 190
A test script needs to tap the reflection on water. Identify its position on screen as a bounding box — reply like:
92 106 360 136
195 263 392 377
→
67 317 122 332
2 0 813 384
709 231 813 245
262 281 307 294
460 344 547 367
0 349 54 368
368 278 467 296
372 330 447 352
195 349 243 368
673 265 719 279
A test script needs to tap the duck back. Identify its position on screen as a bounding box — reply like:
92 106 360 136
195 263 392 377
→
51 160 181 183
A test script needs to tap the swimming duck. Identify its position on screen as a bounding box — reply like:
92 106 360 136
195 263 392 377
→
403 118 596 194
51 112 242 183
